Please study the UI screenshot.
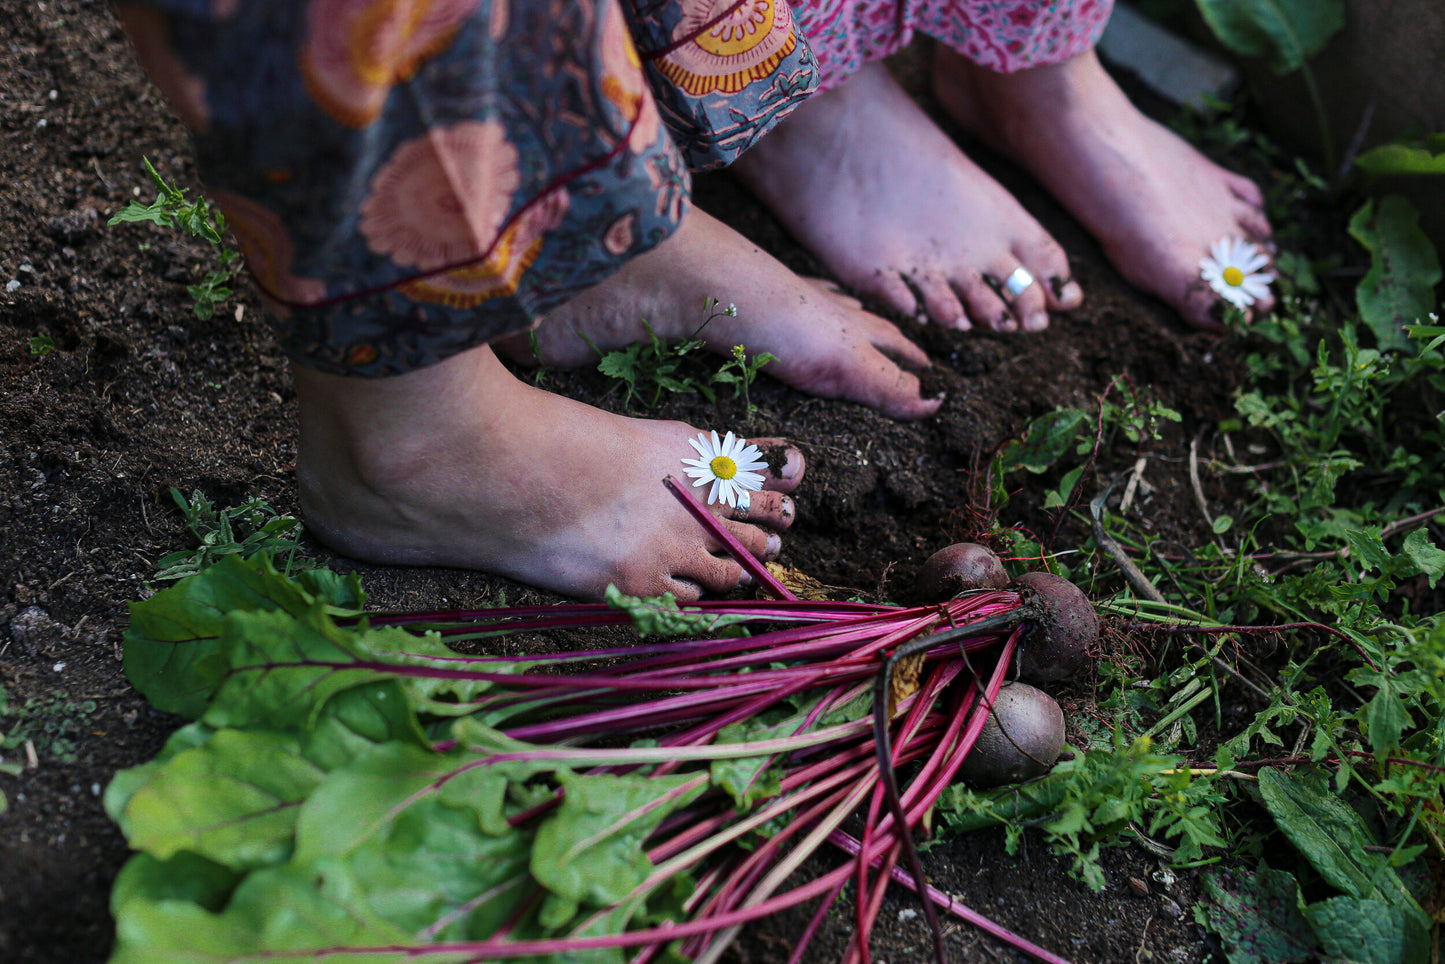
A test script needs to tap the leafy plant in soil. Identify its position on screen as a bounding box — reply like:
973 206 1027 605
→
947 97 1445 956
152 487 310 582
591 298 777 412
107 156 243 321
104 482 1122 964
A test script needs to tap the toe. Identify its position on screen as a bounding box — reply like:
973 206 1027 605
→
748 440 805 493
863 314 933 370
804 276 864 310
1181 280 1226 332
1235 205 1273 244
726 490 796 530
913 272 970 329
720 520 782 562
1002 266 1051 332
1227 171 1266 209
1012 236 1078 313
671 551 750 598
850 363 945 419
1050 275 1084 310
957 271 1014 333
863 269 921 320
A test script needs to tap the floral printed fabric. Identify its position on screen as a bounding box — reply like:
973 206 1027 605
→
115 0 1108 377
794 0 1114 91
115 0 818 375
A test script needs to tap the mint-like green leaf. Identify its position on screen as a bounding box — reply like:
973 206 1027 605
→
1343 528 1393 577
1349 196 1442 352
1361 684 1413 754
998 408 1089 475
1304 895 1430 964
1193 0 1344 72
1401 528 1445 588
1042 464 1085 509
1198 866 1316 964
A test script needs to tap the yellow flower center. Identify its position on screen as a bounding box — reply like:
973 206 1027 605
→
710 455 738 480
1222 266 1245 287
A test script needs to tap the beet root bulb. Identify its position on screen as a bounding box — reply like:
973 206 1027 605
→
959 681 1066 787
1012 571 1098 682
916 543 1010 600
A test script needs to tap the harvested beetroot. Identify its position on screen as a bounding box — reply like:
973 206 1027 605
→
1012 571 1098 682
916 542 1010 600
959 681 1066 787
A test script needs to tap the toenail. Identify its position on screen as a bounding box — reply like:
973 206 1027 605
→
738 570 754 587
765 533 782 558
780 448 803 480
1052 277 1082 305
1025 312 1049 332
781 496 795 521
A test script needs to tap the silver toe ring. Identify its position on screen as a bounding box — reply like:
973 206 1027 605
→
1003 266 1035 300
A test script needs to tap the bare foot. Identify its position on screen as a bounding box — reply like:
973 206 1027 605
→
730 61 1083 334
933 46 1274 330
293 345 805 601
494 207 943 421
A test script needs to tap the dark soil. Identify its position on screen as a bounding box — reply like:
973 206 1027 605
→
1 2 1265 961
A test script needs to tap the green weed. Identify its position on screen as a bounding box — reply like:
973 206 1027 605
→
108 156 243 321
593 297 776 412
154 487 310 581
1 686 98 765
940 174 1444 951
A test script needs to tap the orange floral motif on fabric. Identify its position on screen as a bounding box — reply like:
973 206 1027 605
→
599 0 661 152
397 189 571 307
301 0 484 127
211 190 329 312
359 119 521 272
653 0 799 96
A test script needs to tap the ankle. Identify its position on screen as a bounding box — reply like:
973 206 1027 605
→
291 350 515 520
932 47 1102 154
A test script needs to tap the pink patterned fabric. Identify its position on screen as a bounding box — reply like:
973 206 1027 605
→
793 0 1113 91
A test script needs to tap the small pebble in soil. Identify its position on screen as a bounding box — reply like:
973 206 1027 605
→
1159 897 1183 919
1128 876 1149 897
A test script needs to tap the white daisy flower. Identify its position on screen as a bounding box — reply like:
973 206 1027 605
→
1200 237 1275 310
682 430 767 508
